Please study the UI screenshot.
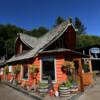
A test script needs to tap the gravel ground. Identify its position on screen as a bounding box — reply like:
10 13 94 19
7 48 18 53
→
0 83 36 100
77 76 100 100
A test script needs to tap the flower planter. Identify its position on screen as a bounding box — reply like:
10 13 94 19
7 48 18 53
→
59 87 70 97
38 86 49 94
82 72 92 86
38 87 48 93
38 83 49 94
70 85 79 94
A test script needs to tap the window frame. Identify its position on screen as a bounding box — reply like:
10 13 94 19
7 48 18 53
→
40 56 57 83
22 64 29 80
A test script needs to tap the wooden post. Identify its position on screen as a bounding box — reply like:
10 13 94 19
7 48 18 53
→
79 59 84 92
88 58 93 73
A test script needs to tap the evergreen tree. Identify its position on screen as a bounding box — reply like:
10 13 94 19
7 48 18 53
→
74 17 86 34
54 16 65 27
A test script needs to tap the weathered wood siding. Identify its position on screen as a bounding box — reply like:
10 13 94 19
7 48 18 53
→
56 54 67 84
64 26 76 50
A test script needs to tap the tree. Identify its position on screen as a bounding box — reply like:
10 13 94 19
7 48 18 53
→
74 17 86 34
54 16 65 27
29 27 48 37
76 34 100 48
0 16 99 60
0 24 24 59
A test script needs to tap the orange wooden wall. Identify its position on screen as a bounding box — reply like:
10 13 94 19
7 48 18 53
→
32 57 40 83
56 54 67 84
33 53 67 84
5 53 68 86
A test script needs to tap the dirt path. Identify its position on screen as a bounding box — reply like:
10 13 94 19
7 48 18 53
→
0 83 36 100
77 76 100 100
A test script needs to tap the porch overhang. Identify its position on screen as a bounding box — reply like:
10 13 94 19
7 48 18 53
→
39 48 89 58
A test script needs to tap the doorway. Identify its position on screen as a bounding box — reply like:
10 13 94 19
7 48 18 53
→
92 60 100 71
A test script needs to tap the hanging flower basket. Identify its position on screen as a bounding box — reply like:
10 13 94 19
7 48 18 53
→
29 65 39 74
29 64 39 78
4 65 9 75
61 61 75 73
13 65 21 81
13 65 21 75
4 65 9 81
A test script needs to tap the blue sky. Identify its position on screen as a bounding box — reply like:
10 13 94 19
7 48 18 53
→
0 0 100 36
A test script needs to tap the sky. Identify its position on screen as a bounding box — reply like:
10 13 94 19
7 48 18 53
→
0 0 100 36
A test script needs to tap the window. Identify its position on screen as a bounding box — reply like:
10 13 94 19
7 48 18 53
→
41 57 56 82
8 65 12 72
0 68 4 75
23 64 28 79
90 47 100 58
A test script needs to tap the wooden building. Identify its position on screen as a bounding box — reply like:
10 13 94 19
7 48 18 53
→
79 45 100 71
5 19 92 92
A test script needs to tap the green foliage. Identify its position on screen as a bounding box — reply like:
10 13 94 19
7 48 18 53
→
0 24 24 58
54 16 86 35
59 81 72 88
76 34 100 48
65 81 72 88
29 27 48 37
83 64 90 73
29 64 39 74
54 16 65 27
13 65 21 75
4 66 9 75
0 16 100 59
0 24 48 59
39 83 48 88
74 17 86 34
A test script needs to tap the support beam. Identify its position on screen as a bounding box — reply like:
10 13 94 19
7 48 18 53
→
88 59 93 73
79 59 84 92
74 58 84 92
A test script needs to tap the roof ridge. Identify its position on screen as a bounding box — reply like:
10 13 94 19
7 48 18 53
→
16 33 38 48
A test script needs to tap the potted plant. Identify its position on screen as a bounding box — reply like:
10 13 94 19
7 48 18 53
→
13 65 21 77
29 64 39 91
61 61 75 81
4 65 9 81
29 64 39 79
38 83 49 95
13 65 21 85
59 81 72 97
